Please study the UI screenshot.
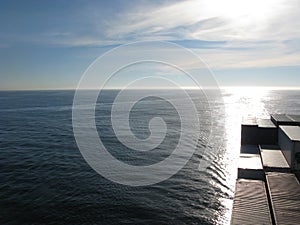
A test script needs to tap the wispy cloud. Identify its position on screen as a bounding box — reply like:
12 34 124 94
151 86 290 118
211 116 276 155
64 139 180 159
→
103 0 298 42
98 0 300 68
1 0 299 69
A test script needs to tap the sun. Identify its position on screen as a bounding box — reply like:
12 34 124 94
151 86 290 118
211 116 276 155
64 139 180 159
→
204 0 284 25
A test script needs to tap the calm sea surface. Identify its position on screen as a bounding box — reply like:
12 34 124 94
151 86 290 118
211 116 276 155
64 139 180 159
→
1 89 300 224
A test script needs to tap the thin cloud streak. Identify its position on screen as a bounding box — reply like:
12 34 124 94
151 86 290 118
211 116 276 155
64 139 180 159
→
104 0 297 41
87 0 300 69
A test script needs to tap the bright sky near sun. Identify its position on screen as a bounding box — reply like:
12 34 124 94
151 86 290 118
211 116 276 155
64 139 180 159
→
0 0 299 89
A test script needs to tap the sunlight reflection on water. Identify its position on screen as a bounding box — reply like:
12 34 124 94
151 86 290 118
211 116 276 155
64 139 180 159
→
219 87 271 224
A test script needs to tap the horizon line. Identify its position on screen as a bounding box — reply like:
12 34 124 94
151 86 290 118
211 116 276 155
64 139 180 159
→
1 86 300 91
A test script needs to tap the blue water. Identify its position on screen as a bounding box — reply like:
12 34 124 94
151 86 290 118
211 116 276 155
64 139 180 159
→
1 89 300 224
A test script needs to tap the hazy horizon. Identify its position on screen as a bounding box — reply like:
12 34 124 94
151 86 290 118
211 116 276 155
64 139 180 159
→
1 86 300 91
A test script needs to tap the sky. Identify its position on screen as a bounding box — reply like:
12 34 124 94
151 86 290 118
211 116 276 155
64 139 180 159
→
0 0 300 90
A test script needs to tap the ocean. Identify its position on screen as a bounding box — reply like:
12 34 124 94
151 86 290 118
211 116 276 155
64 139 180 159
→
1 89 300 225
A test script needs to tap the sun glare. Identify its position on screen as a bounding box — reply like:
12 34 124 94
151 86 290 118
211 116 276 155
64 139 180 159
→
223 86 270 122
228 87 268 101
204 0 283 26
